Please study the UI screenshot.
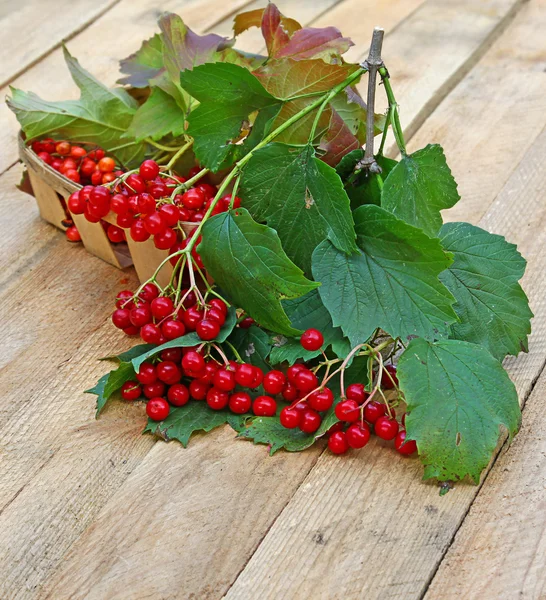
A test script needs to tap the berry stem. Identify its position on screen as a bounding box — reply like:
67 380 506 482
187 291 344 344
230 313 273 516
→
165 139 194 169
378 65 406 156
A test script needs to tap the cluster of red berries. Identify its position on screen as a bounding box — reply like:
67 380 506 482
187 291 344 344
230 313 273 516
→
122 348 285 422
327 365 416 457
31 138 121 185
112 283 231 344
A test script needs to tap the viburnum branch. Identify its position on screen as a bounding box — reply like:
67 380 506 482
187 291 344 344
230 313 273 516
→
358 27 384 173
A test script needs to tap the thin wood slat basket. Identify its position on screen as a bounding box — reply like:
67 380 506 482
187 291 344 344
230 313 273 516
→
18 133 195 288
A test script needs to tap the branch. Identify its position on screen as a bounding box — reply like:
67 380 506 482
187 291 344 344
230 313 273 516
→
358 27 384 173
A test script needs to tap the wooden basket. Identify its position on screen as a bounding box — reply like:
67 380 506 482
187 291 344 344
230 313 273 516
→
18 133 195 288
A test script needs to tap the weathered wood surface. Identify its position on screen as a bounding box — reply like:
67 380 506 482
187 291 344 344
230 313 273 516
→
0 0 544 599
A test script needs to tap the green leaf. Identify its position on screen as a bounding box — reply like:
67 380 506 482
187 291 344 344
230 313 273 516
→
398 338 521 483
199 208 319 336
180 62 281 171
126 87 186 141
118 33 164 87
86 361 136 417
144 402 246 447
227 325 272 372
101 343 155 363
239 355 368 453
312 205 457 346
269 289 350 365
132 308 237 371
7 47 145 166
381 144 460 236
439 222 532 360
241 142 357 274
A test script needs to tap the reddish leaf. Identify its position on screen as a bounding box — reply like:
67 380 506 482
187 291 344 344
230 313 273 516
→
318 110 360 166
275 27 353 62
118 33 164 88
233 4 301 38
261 3 291 57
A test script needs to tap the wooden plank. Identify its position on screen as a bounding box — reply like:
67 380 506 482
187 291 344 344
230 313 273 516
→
414 0 546 226
0 0 254 174
424 375 546 599
223 109 546 600
0 0 119 88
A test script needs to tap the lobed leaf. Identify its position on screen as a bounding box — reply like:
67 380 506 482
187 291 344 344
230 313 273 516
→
198 208 319 336
312 205 457 347
381 144 460 236
125 87 186 141
398 338 521 483
241 142 357 274
439 222 532 360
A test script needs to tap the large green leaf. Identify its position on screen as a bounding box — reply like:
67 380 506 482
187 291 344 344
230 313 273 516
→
398 338 521 483
118 33 164 87
199 208 318 336
312 205 457 346
8 47 145 166
180 63 282 171
381 144 460 236
126 87 186 141
439 222 532 360
241 143 357 274
144 402 246 447
269 289 350 365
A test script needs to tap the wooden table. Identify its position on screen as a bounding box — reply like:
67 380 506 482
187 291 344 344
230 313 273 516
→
1 1 545 598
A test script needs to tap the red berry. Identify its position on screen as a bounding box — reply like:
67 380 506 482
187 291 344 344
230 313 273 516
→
235 363 254 388
125 173 147 194
299 409 321 433
205 307 226 326
363 401 386 424
294 369 318 392
346 422 371 449
374 416 399 441
150 297 174 320
182 351 205 375
281 382 298 402
150 182 168 199
146 397 170 421
160 348 183 363
98 157 115 173
328 431 349 454
209 298 227 315
346 383 367 405
239 317 255 329
112 308 131 329
156 361 182 385
136 362 157 385
300 328 324 351
189 379 209 400
65 226 81 242
287 364 306 385
167 383 190 407
253 396 277 417
308 388 334 412
137 192 156 214
140 282 160 303
249 366 264 389
67 191 85 215
56 141 71 155
382 365 398 389
213 368 236 392
196 319 221 341
335 399 360 423
139 159 160 180
130 218 151 242
161 319 186 340
280 406 302 429
154 227 177 250
140 323 162 344
110 194 129 215
116 290 134 309
394 430 417 455
181 188 206 210
107 225 125 243
263 370 286 395
158 204 180 226
199 361 219 384
229 392 252 414
144 212 167 236
143 381 166 399
121 381 141 401
182 306 204 331
206 387 229 410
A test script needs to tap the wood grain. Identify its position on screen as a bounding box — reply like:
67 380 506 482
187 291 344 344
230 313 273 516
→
0 0 119 88
223 114 546 600
424 373 546 600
